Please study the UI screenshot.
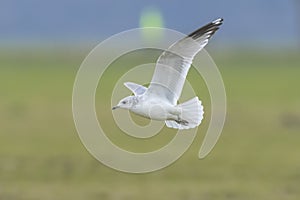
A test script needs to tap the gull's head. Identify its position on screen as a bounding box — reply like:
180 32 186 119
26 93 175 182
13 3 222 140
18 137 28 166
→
112 96 135 110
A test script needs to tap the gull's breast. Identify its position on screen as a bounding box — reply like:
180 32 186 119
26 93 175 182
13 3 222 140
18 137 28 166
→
131 100 176 121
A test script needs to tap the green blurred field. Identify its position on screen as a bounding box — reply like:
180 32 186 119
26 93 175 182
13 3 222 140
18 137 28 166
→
0 48 300 200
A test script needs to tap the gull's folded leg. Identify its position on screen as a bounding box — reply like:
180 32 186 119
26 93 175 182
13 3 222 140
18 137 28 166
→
165 97 204 130
175 119 189 126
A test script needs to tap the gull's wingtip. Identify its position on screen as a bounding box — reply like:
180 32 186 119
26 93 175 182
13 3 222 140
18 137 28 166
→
123 82 131 87
212 18 224 25
187 17 224 41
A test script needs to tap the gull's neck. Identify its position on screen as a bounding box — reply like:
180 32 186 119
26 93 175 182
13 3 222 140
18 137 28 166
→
131 95 140 106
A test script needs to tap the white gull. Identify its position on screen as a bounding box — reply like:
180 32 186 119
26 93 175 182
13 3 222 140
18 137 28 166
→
112 18 223 129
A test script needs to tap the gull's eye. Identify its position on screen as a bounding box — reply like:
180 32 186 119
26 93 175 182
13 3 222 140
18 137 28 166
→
122 101 126 104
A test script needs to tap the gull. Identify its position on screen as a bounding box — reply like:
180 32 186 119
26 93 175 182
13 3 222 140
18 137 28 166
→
112 18 223 129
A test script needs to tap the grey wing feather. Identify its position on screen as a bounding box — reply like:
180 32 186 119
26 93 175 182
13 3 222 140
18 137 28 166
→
146 18 223 104
124 82 147 96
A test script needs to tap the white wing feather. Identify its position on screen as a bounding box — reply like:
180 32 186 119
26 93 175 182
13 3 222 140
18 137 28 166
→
146 18 223 105
124 82 147 96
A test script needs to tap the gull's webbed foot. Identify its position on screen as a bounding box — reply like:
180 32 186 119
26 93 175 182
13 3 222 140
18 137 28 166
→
175 118 189 126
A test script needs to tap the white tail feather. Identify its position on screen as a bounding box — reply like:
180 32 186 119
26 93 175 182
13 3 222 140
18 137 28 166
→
165 97 204 130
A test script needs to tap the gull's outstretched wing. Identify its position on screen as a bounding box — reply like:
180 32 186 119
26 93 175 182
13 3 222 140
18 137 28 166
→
124 82 147 96
146 18 223 104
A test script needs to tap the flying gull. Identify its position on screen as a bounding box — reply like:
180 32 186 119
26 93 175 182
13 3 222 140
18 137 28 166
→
112 18 223 129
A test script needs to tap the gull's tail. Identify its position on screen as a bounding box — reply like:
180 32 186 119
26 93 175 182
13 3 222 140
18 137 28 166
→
165 97 204 130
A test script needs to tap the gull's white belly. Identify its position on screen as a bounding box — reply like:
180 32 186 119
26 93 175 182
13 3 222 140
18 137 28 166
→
131 101 178 121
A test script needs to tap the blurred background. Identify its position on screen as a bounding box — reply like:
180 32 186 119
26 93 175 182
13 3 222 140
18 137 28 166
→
1 0 300 199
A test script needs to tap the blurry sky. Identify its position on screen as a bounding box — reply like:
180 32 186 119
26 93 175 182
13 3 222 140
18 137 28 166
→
0 0 298 46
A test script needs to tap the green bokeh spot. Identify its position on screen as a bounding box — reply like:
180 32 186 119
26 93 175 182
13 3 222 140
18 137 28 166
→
139 7 164 43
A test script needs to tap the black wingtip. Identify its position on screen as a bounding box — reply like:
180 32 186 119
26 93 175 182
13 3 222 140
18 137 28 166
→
212 18 224 25
188 18 224 40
